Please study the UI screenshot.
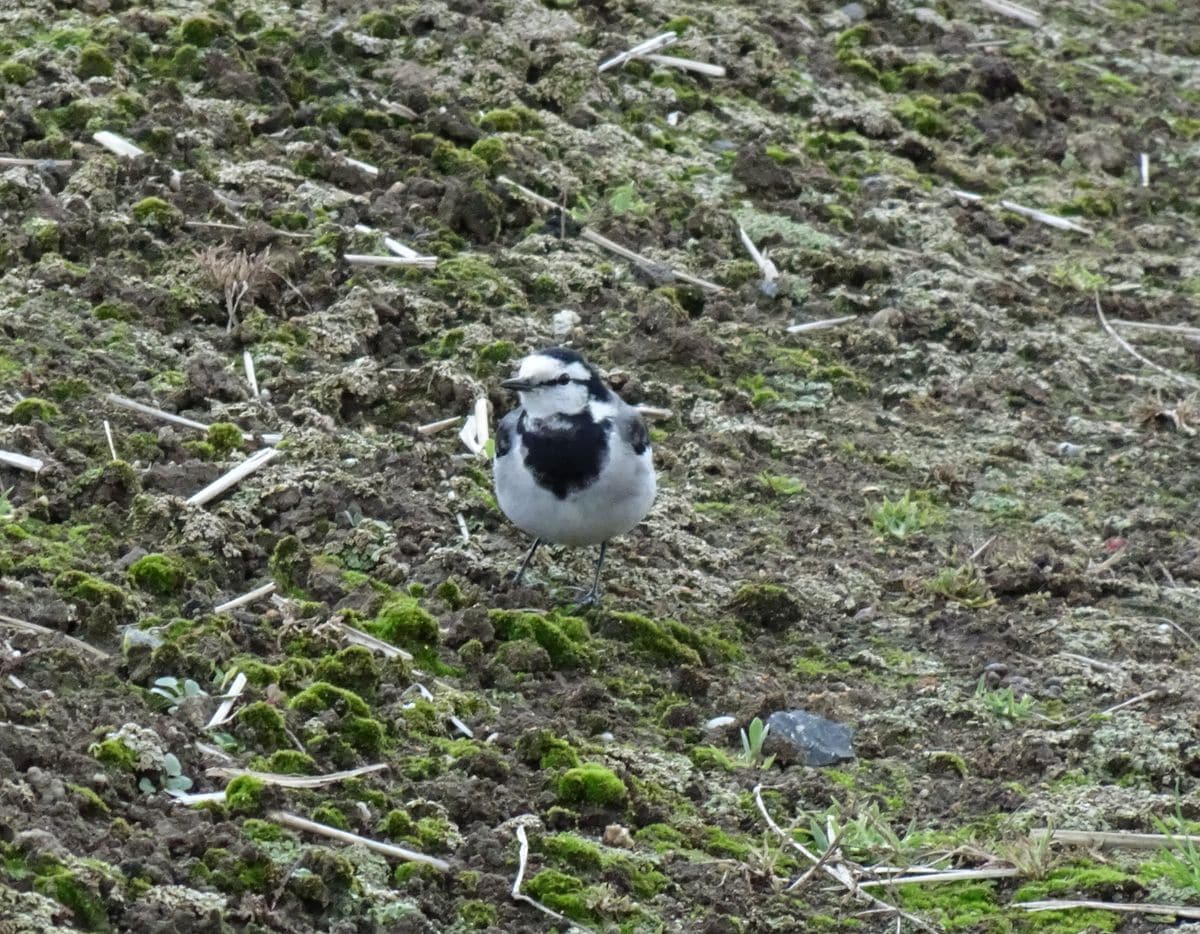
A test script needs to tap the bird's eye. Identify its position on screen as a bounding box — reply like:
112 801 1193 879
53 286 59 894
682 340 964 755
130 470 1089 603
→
556 374 571 385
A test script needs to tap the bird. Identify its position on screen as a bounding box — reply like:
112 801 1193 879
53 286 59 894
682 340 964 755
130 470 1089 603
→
493 347 656 606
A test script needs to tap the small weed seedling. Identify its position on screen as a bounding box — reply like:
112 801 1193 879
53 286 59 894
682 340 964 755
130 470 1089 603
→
975 679 1035 726
1152 810 1200 893
740 717 776 769
139 751 193 796
871 491 942 540
149 676 207 714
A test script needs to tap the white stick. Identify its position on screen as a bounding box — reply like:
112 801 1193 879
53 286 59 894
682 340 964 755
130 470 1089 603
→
342 156 379 177
1095 292 1200 389
598 32 677 72
787 315 859 334
578 228 724 292
999 200 1092 235
455 513 471 543
459 414 483 455
635 405 673 419
1110 319 1200 339
214 582 277 614
738 227 779 281
186 448 279 507
449 715 474 738
1017 899 1200 920
1139 153 1150 188
209 762 387 787
344 253 437 267
106 393 283 446
473 397 490 451
93 131 145 159
171 790 228 805
333 619 414 661
642 54 726 77
1032 827 1200 850
204 671 247 729
512 824 577 925
243 352 259 399
0 450 43 473
979 0 1042 27
417 416 462 435
0 156 75 168
0 613 110 660
103 420 118 460
857 867 1020 888
269 810 452 870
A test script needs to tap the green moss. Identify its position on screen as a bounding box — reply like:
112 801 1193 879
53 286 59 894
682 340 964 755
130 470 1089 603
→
206 422 244 456
256 750 317 774
525 869 600 925
475 339 517 368
1 61 36 85
34 870 109 930
90 737 138 771
131 197 183 230
313 645 380 698
490 610 591 668
730 582 801 630
517 729 581 770
179 15 223 46
892 95 951 138
701 827 752 859
128 553 186 597
603 612 700 666
898 881 1006 930
478 107 539 132
77 44 114 79
225 775 266 815
432 141 487 176
341 715 385 757
469 137 507 166
9 397 59 424
458 899 497 928
357 11 403 38
368 595 439 651
557 763 627 808
634 823 686 851
543 833 603 870
269 535 308 595
68 784 110 816
689 745 736 772
234 701 288 751
287 681 370 717
242 819 284 843
434 578 467 609
55 571 127 610
311 804 349 830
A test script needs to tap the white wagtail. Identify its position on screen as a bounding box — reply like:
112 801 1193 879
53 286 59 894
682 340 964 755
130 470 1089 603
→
493 347 656 605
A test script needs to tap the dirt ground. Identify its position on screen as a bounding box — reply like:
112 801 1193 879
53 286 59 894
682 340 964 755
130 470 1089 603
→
2 0 1200 931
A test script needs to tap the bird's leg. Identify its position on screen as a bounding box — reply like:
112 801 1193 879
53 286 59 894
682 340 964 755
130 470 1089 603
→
572 541 608 609
511 537 542 585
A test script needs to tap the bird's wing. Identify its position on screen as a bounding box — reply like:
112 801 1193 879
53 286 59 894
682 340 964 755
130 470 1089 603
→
614 402 650 455
495 408 522 459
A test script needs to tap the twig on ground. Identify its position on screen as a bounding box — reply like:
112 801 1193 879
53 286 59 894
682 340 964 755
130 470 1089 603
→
512 822 586 927
0 614 110 660
209 763 387 787
856 867 1020 889
738 226 778 283
0 156 75 169
752 784 938 932
642 53 726 77
417 416 462 435
106 393 282 445
1031 828 1200 850
269 810 452 870
333 618 414 661
186 448 279 507
204 671 247 729
0 450 44 473
1140 153 1150 188
1110 319 1200 341
344 253 438 268
499 175 724 292
978 0 1043 28
598 32 677 72
93 131 145 159
103 420 118 460
1017 899 1200 920
999 200 1091 234
1095 291 1200 389
787 315 858 334
214 582 277 614
244 352 259 400
1098 687 1167 716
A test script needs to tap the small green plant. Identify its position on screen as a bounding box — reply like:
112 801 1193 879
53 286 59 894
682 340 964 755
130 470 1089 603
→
926 562 995 608
606 182 649 217
758 472 805 498
975 680 1035 726
870 491 942 539
149 676 207 713
1152 809 1200 893
139 751 193 796
739 717 776 769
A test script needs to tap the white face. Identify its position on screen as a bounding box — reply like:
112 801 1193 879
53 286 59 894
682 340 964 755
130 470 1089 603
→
511 353 594 418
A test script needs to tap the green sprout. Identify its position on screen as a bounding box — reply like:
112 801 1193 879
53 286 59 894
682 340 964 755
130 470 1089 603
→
739 717 776 769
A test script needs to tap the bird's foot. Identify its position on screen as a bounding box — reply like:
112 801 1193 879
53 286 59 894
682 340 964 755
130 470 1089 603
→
567 586 601 613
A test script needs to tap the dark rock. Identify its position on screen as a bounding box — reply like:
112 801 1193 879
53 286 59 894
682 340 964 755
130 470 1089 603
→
765 710 855 766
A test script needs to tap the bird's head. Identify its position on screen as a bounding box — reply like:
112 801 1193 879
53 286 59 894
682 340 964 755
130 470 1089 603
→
502 348 612 419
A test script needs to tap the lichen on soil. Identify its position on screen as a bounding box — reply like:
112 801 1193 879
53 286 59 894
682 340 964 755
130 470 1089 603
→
2 0 1200 931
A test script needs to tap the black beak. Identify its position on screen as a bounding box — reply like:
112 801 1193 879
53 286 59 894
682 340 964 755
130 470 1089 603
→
501 378 533 391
